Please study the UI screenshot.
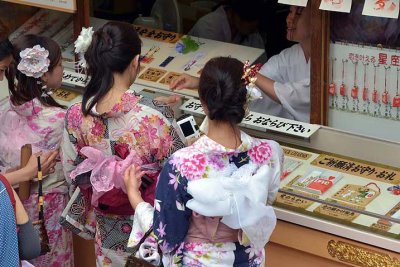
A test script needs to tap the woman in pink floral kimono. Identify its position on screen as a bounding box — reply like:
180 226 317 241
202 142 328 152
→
62 21 185 266
125 57 284 266
0 34 73 266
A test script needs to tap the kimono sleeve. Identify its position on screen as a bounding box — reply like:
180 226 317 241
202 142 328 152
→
60 105 84 185
139 98 185 162
274 78 310 123
153 158 192 255
128 202 154 247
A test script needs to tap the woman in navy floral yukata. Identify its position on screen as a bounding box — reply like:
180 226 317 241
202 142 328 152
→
125 57 284 266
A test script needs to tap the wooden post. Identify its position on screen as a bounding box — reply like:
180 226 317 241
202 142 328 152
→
310 0 330 125
18 144 32 200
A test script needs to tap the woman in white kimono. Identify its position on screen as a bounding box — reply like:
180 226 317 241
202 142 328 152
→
124 57 283 266
172 5 311 122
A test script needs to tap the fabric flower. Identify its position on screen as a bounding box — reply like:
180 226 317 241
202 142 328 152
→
17 45 50 78
74 27 94 54
248 142 272 164
74 27 94 69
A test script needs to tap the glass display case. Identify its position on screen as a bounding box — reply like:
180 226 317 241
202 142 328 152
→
179 97 400 266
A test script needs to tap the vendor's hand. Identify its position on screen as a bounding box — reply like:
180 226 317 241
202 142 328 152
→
24 150 58 179
124 165 145 209
154 95 181 106
169 74 199 90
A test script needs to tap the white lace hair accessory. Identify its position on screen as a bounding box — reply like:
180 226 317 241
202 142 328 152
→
74 27 94 69
17 45 50 78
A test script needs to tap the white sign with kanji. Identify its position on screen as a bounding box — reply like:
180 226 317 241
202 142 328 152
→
62 69 88 88
180 99 320 138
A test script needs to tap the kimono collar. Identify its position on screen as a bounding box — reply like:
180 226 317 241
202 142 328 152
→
89 90 141 118
194 130 253 155
9 97 44 117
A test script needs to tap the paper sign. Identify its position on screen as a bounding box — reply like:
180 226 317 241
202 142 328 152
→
320 0 352 13
311 154 400 184
180 99 320 138
362 0 399 18
278 0 308 7
133 25 182 43
283 147 312 160
62 69 87 87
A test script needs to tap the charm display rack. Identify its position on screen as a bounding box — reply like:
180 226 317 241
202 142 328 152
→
328 45 400 121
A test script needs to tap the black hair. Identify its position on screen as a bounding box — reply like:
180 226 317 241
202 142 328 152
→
7 34 64 108
0 36 13 61
199 57 247 124
229 0 263 21
0 26 13 61
82 21 142 116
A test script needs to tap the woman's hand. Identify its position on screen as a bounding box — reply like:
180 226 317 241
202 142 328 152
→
169 74 200 90
124 165 145 209
154 95 181 106
4 150 59 185
24 150 58 179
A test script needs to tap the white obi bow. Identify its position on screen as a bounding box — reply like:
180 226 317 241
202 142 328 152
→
186 163 277 250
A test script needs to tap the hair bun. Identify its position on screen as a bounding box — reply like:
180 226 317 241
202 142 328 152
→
199 57 247 124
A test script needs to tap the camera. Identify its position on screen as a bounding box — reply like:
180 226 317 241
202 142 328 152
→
176 114 200 141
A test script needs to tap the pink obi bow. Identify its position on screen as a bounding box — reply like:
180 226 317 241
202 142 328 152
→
70 146 160 207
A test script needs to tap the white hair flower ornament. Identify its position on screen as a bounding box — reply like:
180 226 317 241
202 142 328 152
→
242 60 263 101
74 27 94 69
17 45 50 78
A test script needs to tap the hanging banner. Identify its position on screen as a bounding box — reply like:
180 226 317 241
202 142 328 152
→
362 0 399 18
278 0 308 7
319 0 353 13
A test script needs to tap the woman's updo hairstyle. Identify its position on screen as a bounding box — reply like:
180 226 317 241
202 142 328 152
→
82 21 141 116
199 57 247 124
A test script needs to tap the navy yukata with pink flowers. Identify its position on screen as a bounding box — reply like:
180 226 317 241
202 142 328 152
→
129 131 284 267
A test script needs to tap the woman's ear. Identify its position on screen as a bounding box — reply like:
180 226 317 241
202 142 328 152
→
131 55 140 71
41 72 49 85
130 54 140 81
200 99 209 117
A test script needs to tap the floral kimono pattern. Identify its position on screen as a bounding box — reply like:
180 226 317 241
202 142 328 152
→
0 97 73 267
129 131 284 267
62 90 185 266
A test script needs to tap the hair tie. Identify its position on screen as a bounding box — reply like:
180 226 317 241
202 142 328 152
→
242 60 263 101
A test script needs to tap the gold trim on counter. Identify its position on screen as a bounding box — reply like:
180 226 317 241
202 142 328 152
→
312 154 400 184
327 240 400 267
